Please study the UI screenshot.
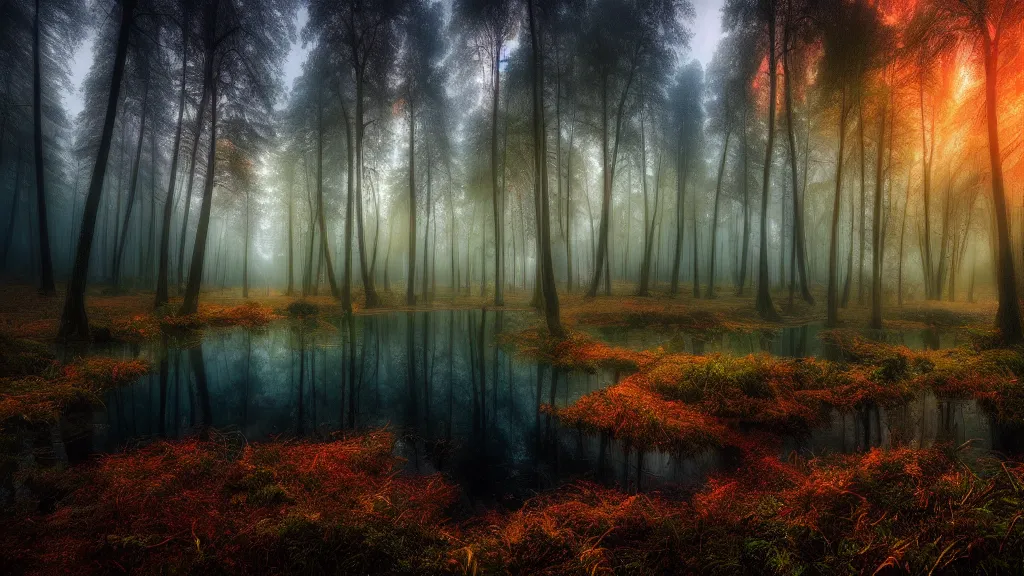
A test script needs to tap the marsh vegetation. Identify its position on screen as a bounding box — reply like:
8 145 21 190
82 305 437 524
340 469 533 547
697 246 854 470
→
3 0 1024 572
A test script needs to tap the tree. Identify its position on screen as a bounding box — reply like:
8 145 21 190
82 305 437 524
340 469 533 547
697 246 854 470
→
668 61 702 296
219 140 255 297
635 71 666 297
727 19 761 297
933 0 1024 341
307 0 401 308
869 90 887 328
2 0 85 294
583 0 691 298
400 0 445 305
179 0 291 315
59 0 138 339
455 0 516 306
526 0 564 337
818 0 878 327
156 1 198 307
869 19 897 329
176 79 210 296
312 57 340 300
781 0 814 305
704 47 738 299
338 87 355 312
111 43 154 293
725 0 780 321
31 0 53 294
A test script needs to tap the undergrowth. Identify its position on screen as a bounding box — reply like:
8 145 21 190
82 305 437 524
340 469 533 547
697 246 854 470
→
0 334 148 425
3 431 455 575
458 447 1024 575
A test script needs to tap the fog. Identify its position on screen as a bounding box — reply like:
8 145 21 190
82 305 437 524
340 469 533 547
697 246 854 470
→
1 0 1022 338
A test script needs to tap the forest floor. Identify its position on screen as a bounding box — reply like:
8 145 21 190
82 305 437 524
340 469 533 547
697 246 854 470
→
2 282 1022 574
0 281 998 341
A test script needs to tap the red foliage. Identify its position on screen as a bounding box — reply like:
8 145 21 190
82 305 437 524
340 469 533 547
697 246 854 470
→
5 431 456 575
462 448 1024 574
551 381 726 454
1 357 149 423
161 301 278 331
504 328 657 374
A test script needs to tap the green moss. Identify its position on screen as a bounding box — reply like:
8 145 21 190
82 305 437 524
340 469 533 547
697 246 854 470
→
0 335 53 378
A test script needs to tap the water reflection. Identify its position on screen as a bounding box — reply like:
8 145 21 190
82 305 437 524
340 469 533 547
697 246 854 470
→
72 310 717 505
785 390 1020 463
49 311 1010 505
592 321 965 358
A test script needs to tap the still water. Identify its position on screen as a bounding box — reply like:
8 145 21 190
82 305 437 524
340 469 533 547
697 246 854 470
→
590 321 966 358
49 310 1013 504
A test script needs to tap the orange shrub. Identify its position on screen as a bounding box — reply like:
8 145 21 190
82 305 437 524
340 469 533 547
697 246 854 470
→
5 431 456 575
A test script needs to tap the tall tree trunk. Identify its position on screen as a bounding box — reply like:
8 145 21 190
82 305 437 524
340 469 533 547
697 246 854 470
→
146 129 156 286
315 91 339 299
448 163 457 296
108 124 127 282
898 177 908 306
177 82 210 293
782 37 813 304
285 163 295 296
918 74 935 299
407 97 417 305
32 0 55 295
857 101 866 305
491 40 504 306
707 131 730 298
755 15 779 321
243 191 249 298
587 58 636 297
527 0 564 337
2 148 23 268
870 99 886 329
422 143 432 302
982 32 1022 341
59 0 136 339
113 78 150 292
565 107 575 293
303 160 315 296
692 180 699 298
484 216 491 298
623 165 631 283
934 177 952 300
737 105 751 294
639 151 662 295
637 108 652 296
431 185 437 298
340 96 354 312
354 71 380 307
157 16 191 306
670 140 686 295
841 159 854 308
179 59 219 316
383 216 393 292
826 86 849 327
950 191 978 303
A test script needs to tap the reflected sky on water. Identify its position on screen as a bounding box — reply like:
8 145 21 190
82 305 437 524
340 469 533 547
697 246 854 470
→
41 311 1016 506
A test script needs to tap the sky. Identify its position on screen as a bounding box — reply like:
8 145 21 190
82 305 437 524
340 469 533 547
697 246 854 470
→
690 0 727 69
66 0 725 124
66 32 96 120
276 1 727 92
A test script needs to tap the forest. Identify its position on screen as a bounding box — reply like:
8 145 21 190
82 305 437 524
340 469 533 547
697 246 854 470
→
2 0 1024 573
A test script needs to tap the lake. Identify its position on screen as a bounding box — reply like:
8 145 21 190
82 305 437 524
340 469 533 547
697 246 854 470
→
42 310 1013 507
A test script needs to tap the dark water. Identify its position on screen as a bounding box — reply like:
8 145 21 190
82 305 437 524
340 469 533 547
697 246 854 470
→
787 391 1023 460
37 311 1010 505
53 310 718 505
591 321 965 358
